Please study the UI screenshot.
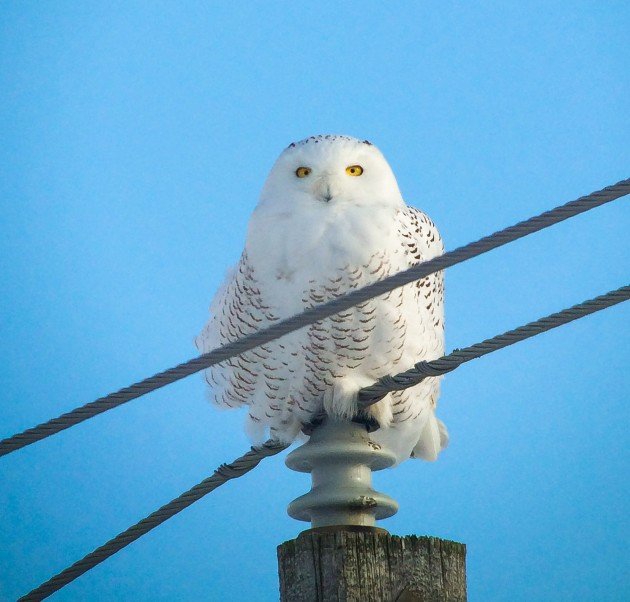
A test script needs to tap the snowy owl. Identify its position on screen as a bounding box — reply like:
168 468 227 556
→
196 134 447 463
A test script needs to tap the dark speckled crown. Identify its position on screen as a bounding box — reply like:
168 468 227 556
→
287 134 372 149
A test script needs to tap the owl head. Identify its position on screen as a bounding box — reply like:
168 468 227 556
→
259 135 404 211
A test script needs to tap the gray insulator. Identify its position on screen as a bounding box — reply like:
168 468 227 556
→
285 418 399 528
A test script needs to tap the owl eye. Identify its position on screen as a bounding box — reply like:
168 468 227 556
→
345 165 364 176
295 166 311 178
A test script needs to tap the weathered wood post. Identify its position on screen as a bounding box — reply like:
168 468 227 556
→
277 418 466 601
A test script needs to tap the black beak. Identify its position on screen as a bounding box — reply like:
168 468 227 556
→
322 182 333 202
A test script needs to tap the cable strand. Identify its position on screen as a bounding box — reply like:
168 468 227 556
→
358 285 629 404
1 178 628 457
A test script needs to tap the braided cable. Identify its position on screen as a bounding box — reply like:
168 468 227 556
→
18 440 288 601
1 178 628 457
359 285 630 405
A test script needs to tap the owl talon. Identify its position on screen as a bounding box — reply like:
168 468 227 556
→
301 411 379 435
300 412 326 436
352 413 381 432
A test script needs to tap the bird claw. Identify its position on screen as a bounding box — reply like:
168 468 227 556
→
300 411 380 435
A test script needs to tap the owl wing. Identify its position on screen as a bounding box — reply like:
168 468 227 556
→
196 253 269 408
196 252 305 442
398 205 445 342
397 205 448 460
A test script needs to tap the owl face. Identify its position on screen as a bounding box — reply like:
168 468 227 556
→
259 135 404 211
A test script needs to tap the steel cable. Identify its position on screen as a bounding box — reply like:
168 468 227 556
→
1 178 628 457
358 285 630 405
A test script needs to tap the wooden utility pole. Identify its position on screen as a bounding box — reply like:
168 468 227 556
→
278 419 467 601
278 527 466 601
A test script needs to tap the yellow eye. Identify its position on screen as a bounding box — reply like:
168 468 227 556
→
346 165 364 176
295 166 311 178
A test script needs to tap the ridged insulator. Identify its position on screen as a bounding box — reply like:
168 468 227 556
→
285 418 398 529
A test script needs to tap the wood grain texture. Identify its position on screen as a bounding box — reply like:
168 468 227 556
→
278 528 466 602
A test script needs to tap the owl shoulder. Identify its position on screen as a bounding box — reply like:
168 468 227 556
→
396 205 444 262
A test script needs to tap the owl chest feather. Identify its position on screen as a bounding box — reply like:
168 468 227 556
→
246 202 403 312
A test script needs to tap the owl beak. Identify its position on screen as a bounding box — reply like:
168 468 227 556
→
314 177 335 203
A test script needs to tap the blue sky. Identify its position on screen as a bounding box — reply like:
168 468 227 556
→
0 2 628 600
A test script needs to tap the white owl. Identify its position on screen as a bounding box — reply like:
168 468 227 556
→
196 135 447 463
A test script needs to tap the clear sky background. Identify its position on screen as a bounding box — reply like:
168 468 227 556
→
0 2 628 600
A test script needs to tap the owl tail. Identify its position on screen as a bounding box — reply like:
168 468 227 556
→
412 415 449 462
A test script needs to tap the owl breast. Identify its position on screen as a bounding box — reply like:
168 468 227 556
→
246 201 403 316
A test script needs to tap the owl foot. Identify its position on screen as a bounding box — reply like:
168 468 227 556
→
323 380 359 421
323 378 393 430
300 411 379 436
300 412 326 436
351 412 380 432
